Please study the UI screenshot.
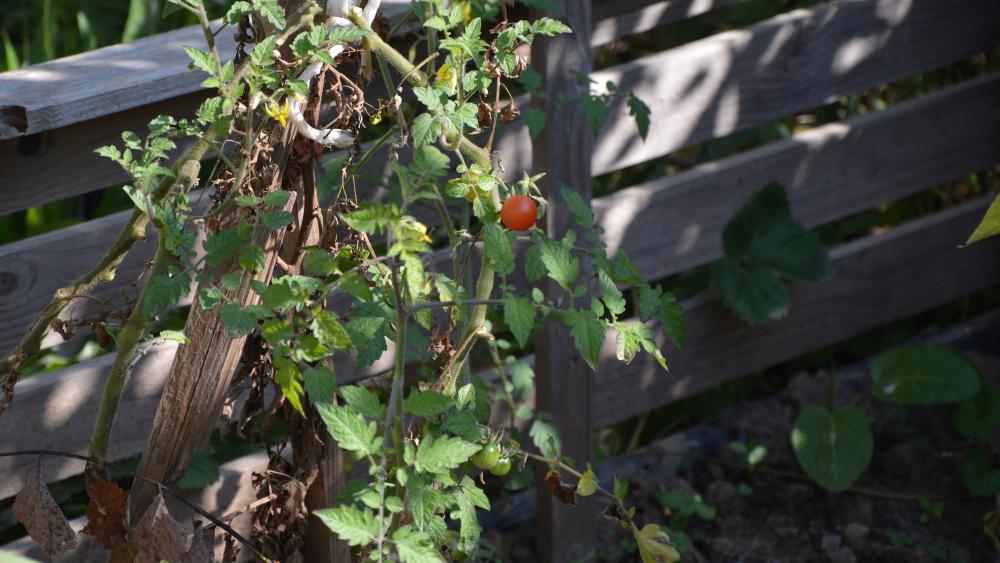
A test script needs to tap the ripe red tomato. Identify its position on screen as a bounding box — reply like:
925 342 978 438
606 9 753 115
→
500 195 538 231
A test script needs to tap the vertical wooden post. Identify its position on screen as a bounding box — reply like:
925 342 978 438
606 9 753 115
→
531 0 595 560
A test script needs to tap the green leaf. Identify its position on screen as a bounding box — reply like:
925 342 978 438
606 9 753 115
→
221 303 257 336
343 202 396 234
559 184 593 227
522 107 545 139
274 357 304 415
239 244 266 273
339 385 383 419
961 447 1000 497
524 242 546 283
613 475 628 503
177 450 220 489
262 209 294 229
224 1 252 24
614 320 651 365
441 412 484 442
303 365 336 404
392 526 442 563
746 221 832 283
627 91 651 140
142 271 191 319
312 310 353 350
503 295 535 349
303 248 338 276
405 391 452 417
953 385 1000 438
250 35 277 67
411 113 441 147
159 329 189 344
722 182 791 259
314 506 378 546
966 193 1000 245
182 46 216 75
538 238 579 291
414 434 481 474
413 85 445 111
564 310 605 369
203 228 244 267
871 345 980 405
598 270 625 318
710 257 788 324
252 0 286 29
791 405 872 493
316 403 378 455
482 222 515 276
529 414 562 459
658 292 685 350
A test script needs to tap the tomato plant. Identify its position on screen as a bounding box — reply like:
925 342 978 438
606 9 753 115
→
471 442 501 470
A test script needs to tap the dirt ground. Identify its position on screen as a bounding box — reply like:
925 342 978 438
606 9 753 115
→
484 318 1000 562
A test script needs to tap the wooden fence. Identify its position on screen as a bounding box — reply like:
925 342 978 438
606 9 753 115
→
3 0 1000 560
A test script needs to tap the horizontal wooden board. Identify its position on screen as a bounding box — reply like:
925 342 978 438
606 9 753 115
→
0 341 177 500
5 71 999 357
592 0 742 45
595 72 1000 281
591 198 1000 427
590 0 1000 173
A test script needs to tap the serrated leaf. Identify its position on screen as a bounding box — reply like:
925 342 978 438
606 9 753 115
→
539 238 579 290
239 244 266 273
441 412 484 442
411 113 441 147
522 107 545 139
627 91 651 141
598 270 625 318
559 184 593 227
224 1 252 24
220 303 257 337
405 391 452 417
634 523 681 563
524 241 546 283
746 220 832 283
529 415 561 459
339 385 383 419
871 345 980 405
710 257 788 324
482 222 515 276
564 310 605 370
658 292 685 350
312 310 353 350
159 330 189 344
262 209 294 229
614 321 649 365
414 434 481 474
314 506 378 546
413 86 445 111
316 404 378 455
303 365 336 404
182 46 216 75
791 405 872 492
503 295 535 348
392 526 443 563
252 0 285 29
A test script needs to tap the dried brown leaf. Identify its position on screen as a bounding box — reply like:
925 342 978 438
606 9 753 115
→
546 470 577 506
12 465 77 559
223 533 240 562
81 468 128 550
129 493 187 563
179 520 215 563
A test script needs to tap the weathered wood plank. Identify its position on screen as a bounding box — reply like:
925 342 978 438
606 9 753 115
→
591 0 1000 173
592 0 743 45
591 198 1000 427
0 342 178 500
6 71 999 359
531 0 598 559
0 92 207 215
596 71 1000 281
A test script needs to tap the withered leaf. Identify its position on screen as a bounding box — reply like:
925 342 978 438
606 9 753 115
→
546 470 577 506
81 468 128 550
601 502 632 528
12 465 77 559
179 520 215 563
499 103 520 123
222 533 240 562
129 493 187 563
477 101 494 129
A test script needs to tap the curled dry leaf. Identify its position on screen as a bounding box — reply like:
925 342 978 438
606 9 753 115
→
545 469 577 506
129 493 187 563
12 465 77 560
499 103 520 123
81 468 129 550
179 520 215 563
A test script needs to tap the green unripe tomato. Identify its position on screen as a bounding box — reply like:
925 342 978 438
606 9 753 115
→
489 456 512 476
471 443 501 469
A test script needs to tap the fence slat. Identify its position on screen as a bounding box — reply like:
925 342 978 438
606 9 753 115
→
591 198 1000 427
592 0 742 45
531 0 598 559
597 71 1000 281
5 71 1000 358
591 0 1000 174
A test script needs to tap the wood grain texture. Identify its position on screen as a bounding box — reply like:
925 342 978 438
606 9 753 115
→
0 342 178 500
592 0 742 45
591 198 1000 427
0 92 207 215
531 0 598 559
591 0 1000 173
595 72 1000 281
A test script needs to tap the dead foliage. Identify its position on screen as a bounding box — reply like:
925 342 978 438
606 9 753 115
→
12 464 77 560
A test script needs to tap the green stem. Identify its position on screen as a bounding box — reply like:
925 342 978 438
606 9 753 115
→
88 241 171 460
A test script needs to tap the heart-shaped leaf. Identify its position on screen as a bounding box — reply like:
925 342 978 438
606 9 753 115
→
871 346 980 405
792 405 872 492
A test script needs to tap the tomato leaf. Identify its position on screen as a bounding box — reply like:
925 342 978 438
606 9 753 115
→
503 295 536 348
564 310 605 369
722 182 790 259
